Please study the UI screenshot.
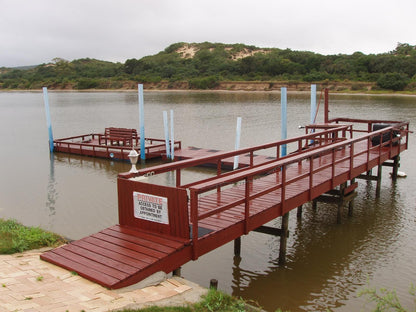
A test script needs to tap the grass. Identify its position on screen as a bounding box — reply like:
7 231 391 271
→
0 218 67 254
118 288 258 312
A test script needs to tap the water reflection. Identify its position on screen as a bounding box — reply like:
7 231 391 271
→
46 153 57 217
230 182 403 312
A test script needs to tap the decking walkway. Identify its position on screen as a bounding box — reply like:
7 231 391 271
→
41 119 410 289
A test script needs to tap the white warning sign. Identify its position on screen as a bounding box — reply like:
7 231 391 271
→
133 192 169 224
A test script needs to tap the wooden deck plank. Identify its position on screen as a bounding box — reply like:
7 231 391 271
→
61 243 138 275
51 247 129 280
70 240 148 269
101 228 176 254
91 232 165 259
40 251 120 287
83 236 158 265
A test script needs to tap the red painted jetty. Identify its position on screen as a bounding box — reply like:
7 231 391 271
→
53 127 181 161
41 113 410 289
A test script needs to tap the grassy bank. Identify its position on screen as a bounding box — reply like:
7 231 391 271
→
118 288 265 312
0 218 66 254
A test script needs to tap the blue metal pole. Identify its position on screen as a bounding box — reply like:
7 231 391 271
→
170 109 174 160
310 84 317 124
42 87 54 153
281 87 287 157
233 117 242 170
163 111 171 159
138 84 145 160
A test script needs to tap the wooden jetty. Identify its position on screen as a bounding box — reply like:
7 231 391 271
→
53 127 181 161
41 102 410 290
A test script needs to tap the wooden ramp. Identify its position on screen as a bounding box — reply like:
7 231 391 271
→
41 225 192 289
41 119 410 289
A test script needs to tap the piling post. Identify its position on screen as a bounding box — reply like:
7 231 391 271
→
42 87 54 153
138 84 145 160
391 155 400 181
337 183 346 224
310 84 317 125
173 267 181 277
297 205 303 219
170 110 175 160
233 117 242 170
312 199 317 211
348 179 355 217
281 87 287 156
278 212 289 264
324 88 329 124
376 165 382 197
163 111 171 159
210 279 218 290
234 237 241 256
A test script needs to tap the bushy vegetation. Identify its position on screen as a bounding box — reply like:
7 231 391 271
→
1 42 416 91
0 219 66 254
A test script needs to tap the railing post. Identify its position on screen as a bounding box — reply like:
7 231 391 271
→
349 142 354 178
309 155 314 200
244 177 251 234
324 88 329 123
176 168 181 187
331 148 336 189
190 190 199 260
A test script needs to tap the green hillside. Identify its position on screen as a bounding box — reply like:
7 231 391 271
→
1 42 415 91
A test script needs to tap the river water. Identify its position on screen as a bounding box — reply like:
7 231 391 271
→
0 90 415 311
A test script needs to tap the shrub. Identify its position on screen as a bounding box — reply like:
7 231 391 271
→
76 78 99 89
188 76 219 89
377 73 409 91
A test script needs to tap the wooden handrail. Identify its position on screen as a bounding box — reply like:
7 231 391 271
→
123 125 353 180
187 123 408 232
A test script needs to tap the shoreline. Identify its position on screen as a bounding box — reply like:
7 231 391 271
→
1 88 416 97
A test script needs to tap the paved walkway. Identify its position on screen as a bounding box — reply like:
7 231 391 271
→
0 248 207 312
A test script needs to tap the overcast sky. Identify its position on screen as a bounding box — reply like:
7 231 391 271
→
1 0 415 67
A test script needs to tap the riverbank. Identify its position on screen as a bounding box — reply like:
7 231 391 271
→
2 80 416 96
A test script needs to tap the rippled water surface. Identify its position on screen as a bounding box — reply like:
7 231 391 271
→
0 91 415 311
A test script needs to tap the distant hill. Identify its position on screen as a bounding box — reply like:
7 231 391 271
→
1 42 415 92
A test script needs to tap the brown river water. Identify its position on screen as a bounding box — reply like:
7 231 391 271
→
0 90 415 311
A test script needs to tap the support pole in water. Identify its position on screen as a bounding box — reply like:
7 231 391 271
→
233 117 242 170
170 109 174 160
281 87 287 157
163 111 171 159
138 84 146 160
310 84 317 125
324 88 329 124
42 87 54 153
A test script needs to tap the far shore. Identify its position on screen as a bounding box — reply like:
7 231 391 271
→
1 87 416 97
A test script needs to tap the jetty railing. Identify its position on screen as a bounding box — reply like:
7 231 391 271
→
185 122 408 258
123 125 354 186
54 135 181 160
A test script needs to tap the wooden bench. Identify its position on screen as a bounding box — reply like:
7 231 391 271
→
99 127 138 146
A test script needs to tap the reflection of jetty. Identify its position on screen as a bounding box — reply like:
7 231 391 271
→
42 94 411 290
53 127 181 161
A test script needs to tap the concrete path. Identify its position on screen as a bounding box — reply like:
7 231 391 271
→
0 248 207 312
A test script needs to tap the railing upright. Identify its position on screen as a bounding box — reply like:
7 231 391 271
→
281 165 287 214
331 148 336 189
176 169 181 187
309 155 314 200
244 177 251 234
190 190 199 260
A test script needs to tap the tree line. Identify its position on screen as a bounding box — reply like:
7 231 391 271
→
1 42 415 91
